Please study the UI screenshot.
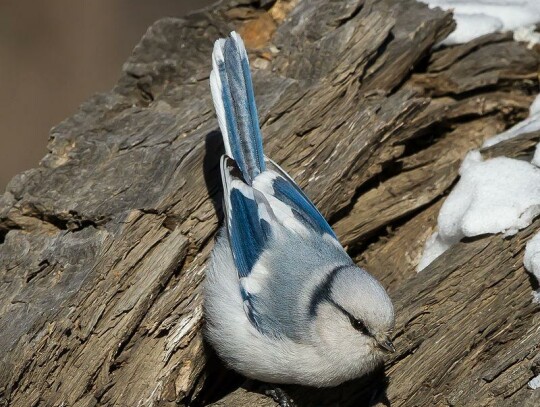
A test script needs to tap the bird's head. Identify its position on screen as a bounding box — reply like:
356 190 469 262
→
310 265 395 374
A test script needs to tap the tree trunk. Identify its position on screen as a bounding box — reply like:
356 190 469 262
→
1 0 539 406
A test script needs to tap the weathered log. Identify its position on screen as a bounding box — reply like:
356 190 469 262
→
0 0 539 406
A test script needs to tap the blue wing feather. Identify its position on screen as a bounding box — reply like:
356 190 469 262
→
221 156 275 332
229 187 267 277
272 176 337 238
265 158 337 239
221 157 271 278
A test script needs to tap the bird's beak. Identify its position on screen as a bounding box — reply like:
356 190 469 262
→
377 336 395 353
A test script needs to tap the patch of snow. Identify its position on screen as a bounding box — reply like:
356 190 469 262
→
532 145 540 168
514 25 540 49
524 233 540 283
417 232 455 271
418 0 540 45
444 13 503 45
530 94 540 116
418 151 540 271
482 94 540 148
529 373 540 389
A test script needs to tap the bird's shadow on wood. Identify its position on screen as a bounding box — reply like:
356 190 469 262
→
195 130 246 406
203 130 225 223
191 343 390 407
247 366 390 407
191 340 245 406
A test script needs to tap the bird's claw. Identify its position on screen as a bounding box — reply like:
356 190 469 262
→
264 386 297 407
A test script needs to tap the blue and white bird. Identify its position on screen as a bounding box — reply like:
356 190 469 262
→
204 32 395 388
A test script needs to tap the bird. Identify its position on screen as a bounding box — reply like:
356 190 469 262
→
204 31 395 394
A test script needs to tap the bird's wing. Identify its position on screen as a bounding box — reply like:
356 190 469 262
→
220 156 275 331
252 157 338 240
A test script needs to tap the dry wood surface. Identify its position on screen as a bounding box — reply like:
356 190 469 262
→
0 0 539 406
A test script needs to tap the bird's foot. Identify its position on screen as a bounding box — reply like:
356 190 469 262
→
263 385 297 407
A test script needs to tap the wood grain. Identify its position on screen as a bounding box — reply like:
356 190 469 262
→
0 0 539 406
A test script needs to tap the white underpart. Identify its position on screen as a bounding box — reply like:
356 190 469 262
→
418 0 540 46
418 151 540 271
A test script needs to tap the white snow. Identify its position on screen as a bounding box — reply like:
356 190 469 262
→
533 145 540 168
483 94 540 148
417 231 455 272
418 151 540 271
417 90 540 308
514 25 540 49
524 232 540 304
529 374 540 390
530 93 540 116
524 233 540 284
442 12 503 45
418 0 540 45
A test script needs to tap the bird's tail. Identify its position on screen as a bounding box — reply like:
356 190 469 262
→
210 32 266 184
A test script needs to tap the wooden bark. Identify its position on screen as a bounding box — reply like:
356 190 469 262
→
0 0 539 406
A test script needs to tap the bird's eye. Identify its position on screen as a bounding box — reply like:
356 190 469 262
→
349 316 370 335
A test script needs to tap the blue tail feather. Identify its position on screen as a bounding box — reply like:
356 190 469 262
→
210 32 266 184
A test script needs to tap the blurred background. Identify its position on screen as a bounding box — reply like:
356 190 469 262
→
0 0 214 190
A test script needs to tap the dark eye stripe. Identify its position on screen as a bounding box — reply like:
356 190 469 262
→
308 264 352 317
328 299 372 337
